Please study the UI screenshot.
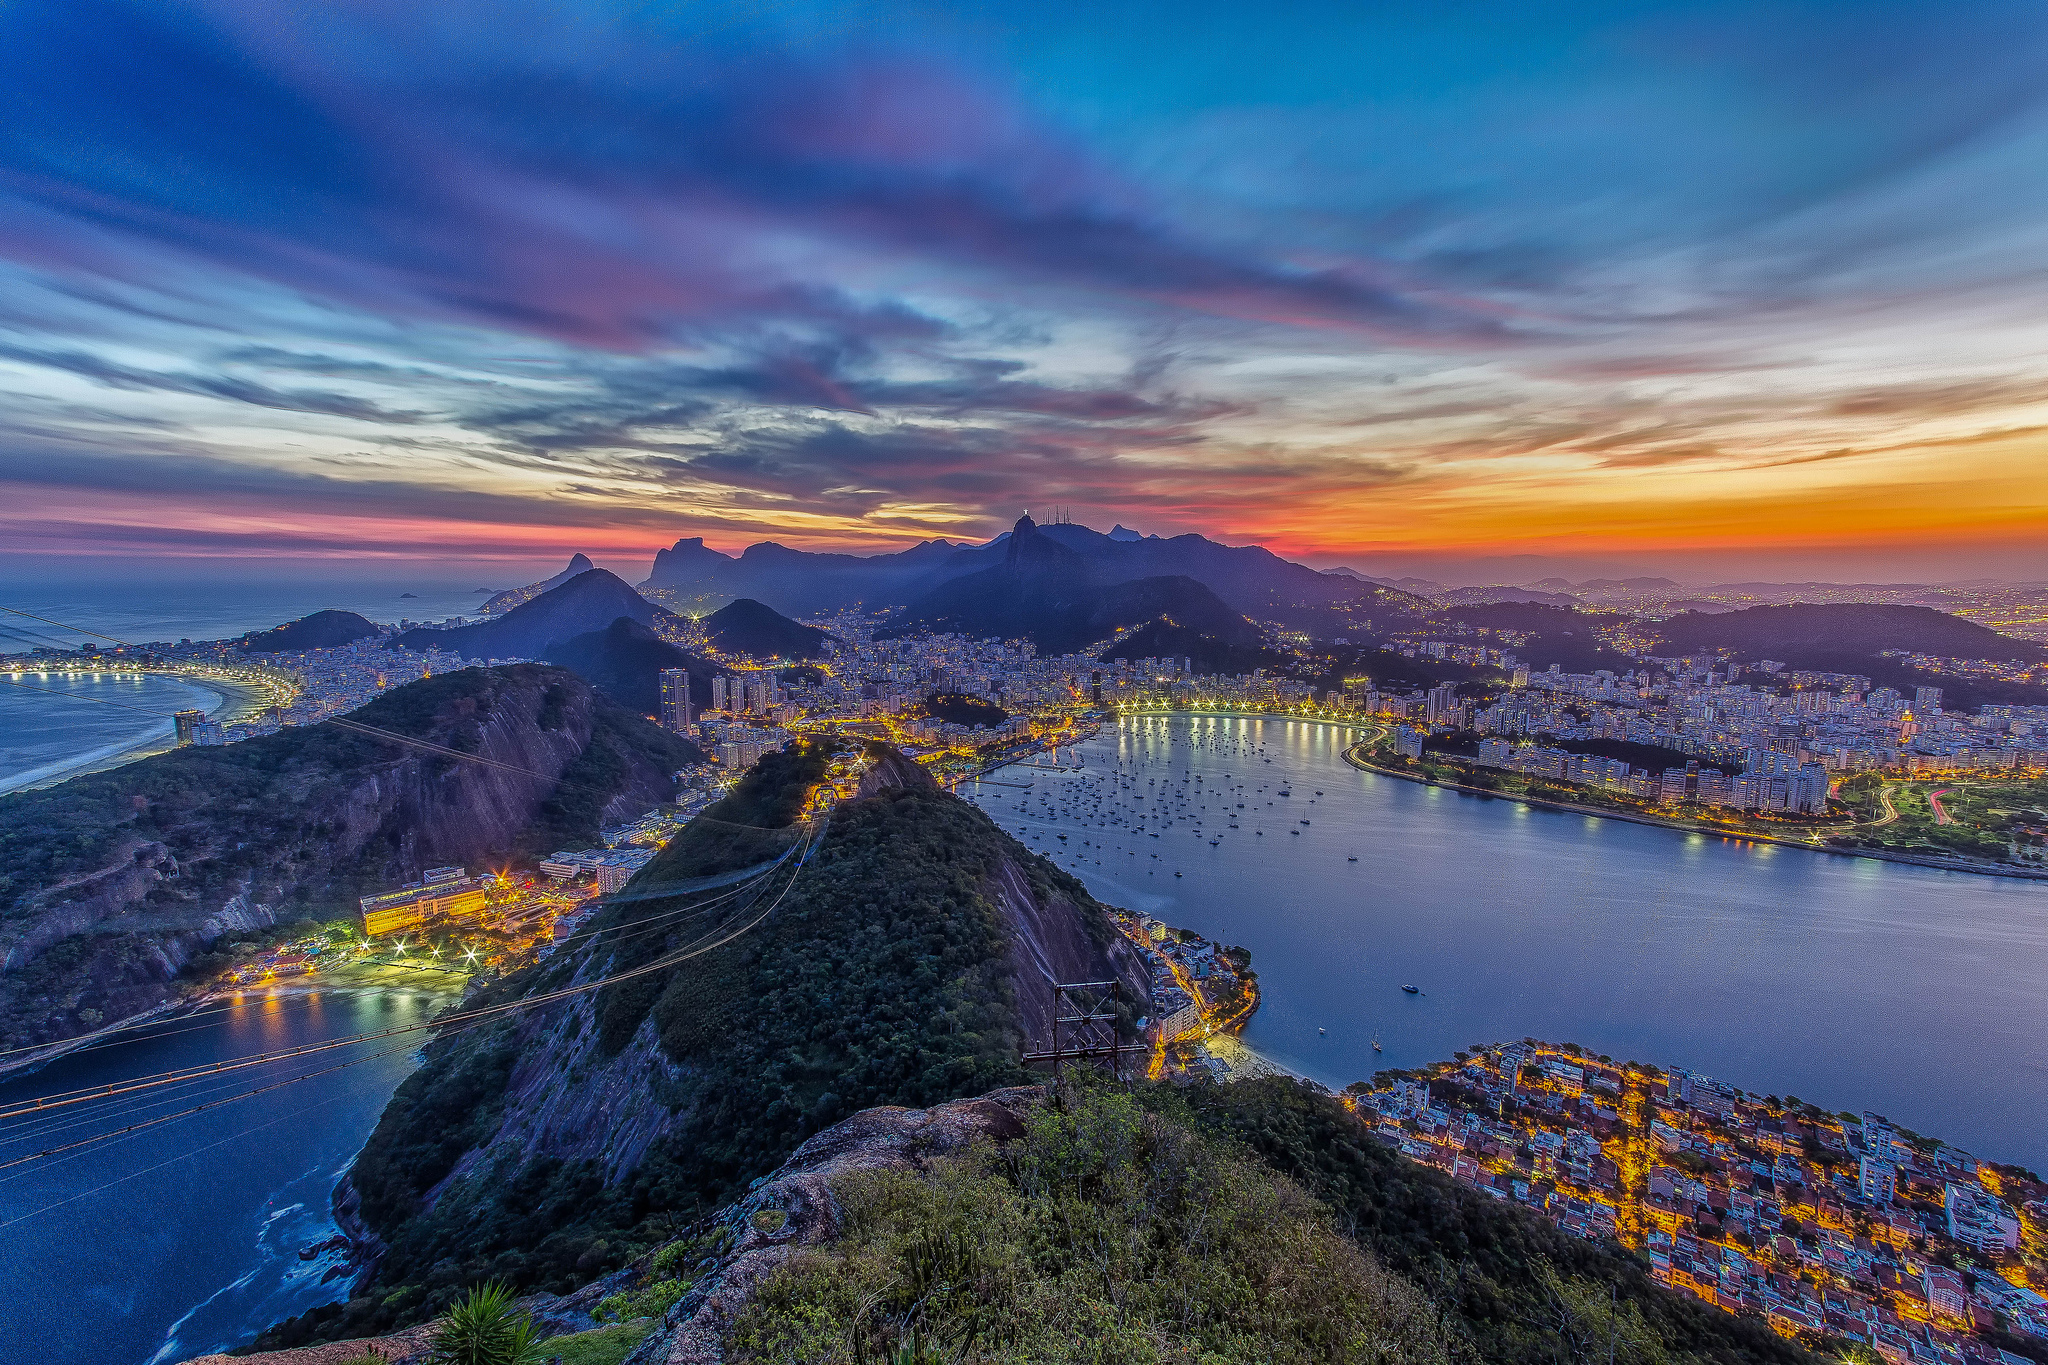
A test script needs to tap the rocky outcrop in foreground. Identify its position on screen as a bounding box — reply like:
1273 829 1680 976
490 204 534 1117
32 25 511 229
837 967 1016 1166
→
180 1089 1042 1365
624 1088 1040 1365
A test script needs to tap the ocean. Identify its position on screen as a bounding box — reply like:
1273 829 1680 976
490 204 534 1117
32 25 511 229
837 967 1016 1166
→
0 670 230 794
0 987 450 1365
0 571 519 791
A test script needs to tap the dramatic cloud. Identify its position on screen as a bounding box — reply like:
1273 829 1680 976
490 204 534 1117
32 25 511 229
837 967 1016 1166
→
0 0 2045 578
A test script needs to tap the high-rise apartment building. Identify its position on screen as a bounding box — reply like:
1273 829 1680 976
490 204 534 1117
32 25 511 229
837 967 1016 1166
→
658 668 692 733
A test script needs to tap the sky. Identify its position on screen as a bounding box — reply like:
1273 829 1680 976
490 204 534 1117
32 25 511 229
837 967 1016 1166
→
2 0 2046 585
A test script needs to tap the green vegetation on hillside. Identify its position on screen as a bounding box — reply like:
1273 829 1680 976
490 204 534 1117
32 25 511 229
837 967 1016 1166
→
921 692 1009 728
729 1084 1451 1365
273 747 1072 1349
0 666 694 1049
1170 1079 1809 1365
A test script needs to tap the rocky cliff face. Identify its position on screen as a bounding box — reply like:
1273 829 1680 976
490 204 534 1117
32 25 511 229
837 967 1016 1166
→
628 1089 1042 1365
0 665 696 1055
183 1090 1042 1365
289 745 1150 1345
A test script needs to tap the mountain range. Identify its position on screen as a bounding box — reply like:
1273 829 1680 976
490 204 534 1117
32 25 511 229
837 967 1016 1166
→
395 569 681 660
1654 603 2046 664
478 553 595 615
879 514 1268 656
643 519 1427 626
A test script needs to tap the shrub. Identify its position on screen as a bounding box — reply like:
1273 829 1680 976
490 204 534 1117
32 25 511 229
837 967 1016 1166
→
724 1084 1449 1365
426 1282 549 1365
593 1278 689 1324
546 1321 657 1365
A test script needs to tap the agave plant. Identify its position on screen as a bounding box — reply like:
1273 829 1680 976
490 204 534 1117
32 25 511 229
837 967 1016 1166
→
428 1281 550 1365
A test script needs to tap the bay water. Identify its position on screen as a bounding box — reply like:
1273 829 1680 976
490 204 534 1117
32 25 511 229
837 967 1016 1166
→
5 710 2046 1365
965 713 2048 1173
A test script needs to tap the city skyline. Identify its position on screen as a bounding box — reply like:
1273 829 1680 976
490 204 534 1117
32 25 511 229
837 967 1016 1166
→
3 2 2048 581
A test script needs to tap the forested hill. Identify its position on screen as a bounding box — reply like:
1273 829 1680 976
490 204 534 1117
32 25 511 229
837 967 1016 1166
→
252 742 1819 1365
1653 603 2048 707
240 609 382 652
0 665 694 1053
1655 603 2045 664
278 741 1146 1347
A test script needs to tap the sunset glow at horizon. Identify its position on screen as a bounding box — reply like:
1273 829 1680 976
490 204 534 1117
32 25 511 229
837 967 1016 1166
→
3 1 2047 583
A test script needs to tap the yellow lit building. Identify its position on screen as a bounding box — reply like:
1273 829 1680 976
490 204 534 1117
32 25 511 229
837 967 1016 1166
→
359 878 487 937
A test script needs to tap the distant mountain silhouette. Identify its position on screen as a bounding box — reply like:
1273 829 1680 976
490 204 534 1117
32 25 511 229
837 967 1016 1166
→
1574 576 1681 592
480 553 596 615
701 598 830 659
1434 602 1640 675
643 537 969 616
880 515 1264 655
1436 585 1579 607
396 569 677 659
1655 603 2046 664
1097 620 1288 675
543 616 715 713
640 520 1426 625
240 609 382 652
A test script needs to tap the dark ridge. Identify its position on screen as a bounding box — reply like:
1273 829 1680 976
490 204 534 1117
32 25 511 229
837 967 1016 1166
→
394 570 677 660
701 597 830 660
240 609 382 652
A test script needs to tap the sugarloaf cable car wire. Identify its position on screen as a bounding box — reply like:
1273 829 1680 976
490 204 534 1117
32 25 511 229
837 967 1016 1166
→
0 678 800 829
0 1028 453 1179
0 812 820 1113
0 603 133 646
0 990 343 1061
0 828 823 1176
0 842 812 1150
0 818 825 1129
0 1085 368 1232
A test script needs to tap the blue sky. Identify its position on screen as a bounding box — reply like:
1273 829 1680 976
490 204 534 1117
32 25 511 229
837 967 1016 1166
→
2 0 2046 580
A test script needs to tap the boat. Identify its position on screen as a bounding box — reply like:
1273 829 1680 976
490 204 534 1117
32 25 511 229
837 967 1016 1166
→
1347 855 1358 861
1372 1034 1382 1052
1318 1027 1326 1035
1401 984 1420 994
1174 870 1183 877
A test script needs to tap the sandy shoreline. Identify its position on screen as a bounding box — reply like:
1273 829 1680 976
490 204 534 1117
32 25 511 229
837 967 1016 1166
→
0 667 281 794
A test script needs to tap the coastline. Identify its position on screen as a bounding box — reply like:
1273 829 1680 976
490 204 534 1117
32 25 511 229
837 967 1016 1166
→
1341 743 2048 883
0 667 280 795
1095 709 2045 884
0 965 468 1082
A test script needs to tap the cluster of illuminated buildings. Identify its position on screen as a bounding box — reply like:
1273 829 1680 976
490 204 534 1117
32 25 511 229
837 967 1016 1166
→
1364 649 2048 816
1358 1044 2048 1362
